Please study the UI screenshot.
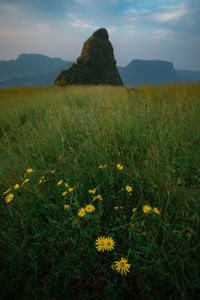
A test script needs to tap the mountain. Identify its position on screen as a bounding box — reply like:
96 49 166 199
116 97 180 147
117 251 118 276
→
0 54 199 88
0 53 73 82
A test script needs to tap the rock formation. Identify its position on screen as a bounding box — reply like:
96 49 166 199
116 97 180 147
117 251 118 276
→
55 28 123 86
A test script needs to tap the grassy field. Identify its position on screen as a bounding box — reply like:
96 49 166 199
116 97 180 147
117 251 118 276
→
0 83 200 299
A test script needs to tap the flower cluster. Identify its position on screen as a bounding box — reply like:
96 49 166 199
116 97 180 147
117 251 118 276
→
95 236 115 252
143 205 160 215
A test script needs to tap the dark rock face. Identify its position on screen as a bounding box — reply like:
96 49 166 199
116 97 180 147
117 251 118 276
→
55 28 123 86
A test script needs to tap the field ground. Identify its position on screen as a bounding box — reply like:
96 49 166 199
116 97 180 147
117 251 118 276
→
0 83 200 299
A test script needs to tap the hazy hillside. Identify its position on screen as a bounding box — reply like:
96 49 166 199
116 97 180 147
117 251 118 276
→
0 54 200 88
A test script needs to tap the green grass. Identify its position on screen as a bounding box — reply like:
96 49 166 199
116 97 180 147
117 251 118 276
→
0 83 200 299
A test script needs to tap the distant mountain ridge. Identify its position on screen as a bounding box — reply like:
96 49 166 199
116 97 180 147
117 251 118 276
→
0 53 199 88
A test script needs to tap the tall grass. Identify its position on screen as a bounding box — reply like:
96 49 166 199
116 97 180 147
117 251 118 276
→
0 83 200 299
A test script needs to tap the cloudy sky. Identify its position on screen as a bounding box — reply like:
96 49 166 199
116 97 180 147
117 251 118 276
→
0 0 199 70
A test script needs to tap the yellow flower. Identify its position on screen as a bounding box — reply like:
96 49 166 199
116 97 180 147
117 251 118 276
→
125 185 132 192
5 193 14 203
143 232 146 236
131 223 135 229
13 184 19 190
143 205 152 213
64 183 69 188
93 194 103 201
3 187 11 195
153 207 160 215
120 206 123 209
77 208 85 217
132 207 137 213
64 204 70 209
68 187 74 192
62 191 68 196
26 168 34 173
99 164 107 169
115 257 131 276
116 163 123 170
57 180 63 186
95 236 106 252
39 176 45 184
104 237 115 251
51 169 56 174
85 204 95 213
21 178 30 187
88 188 96 194
114 206 119 210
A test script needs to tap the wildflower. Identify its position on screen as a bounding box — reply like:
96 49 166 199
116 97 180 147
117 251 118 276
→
5 193 14 204
68 187 74 192
93 194 103 201
114 206 119 210
64 183 69 188
153 207 160 215
39 176 45 184
3 188 11 195
62 191 68 197
116 163 123 170
21 178 30 186
13 184 19 190
51 169 56 174
143 232 146 236
64 204 70 209
95 236 106 252
104 237 115 251
143 205 152 214
99 164 107 169
115 257 131 276
27 168 34 173
131 223 135 229
125 185 132 192
132 207 137 213
120 206 123 209
77 208 86 217
88 188 96 194
57 180 63 186
85 204 95 213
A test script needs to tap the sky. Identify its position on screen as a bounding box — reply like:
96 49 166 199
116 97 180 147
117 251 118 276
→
0 0 200 70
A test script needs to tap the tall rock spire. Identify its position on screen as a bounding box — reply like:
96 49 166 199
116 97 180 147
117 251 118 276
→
55 28 123 86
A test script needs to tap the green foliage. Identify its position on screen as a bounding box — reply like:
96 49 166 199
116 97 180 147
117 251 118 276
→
0 83 200 299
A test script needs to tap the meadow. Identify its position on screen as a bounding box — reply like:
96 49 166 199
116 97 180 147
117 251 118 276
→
0 83 200 299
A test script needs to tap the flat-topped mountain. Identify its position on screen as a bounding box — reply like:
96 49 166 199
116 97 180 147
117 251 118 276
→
55 28 123 86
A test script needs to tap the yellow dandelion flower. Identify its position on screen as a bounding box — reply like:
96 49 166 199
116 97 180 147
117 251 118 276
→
153 207 160 215
85 204 95 213
39 176 45 184
62 191 68 196
51 169 56 174
13 184 19 190
57 180 63 186
99 164 107 169
114 206 119 210
26 168 34 173
115 257 131 276
88 188 96 194
21 178 30 186
5 193 14 203
68 187 74 192
64 183 69 188
132 207 137 213
143 205 152 213
77 208 85 217
95 236 106 252
3 187 11 195
93 194 103 202
116 163 123 170
104 237 115 251
125 185 132 192
64 204 70 209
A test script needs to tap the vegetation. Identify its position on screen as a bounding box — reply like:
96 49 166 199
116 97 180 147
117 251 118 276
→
0 83 200 299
